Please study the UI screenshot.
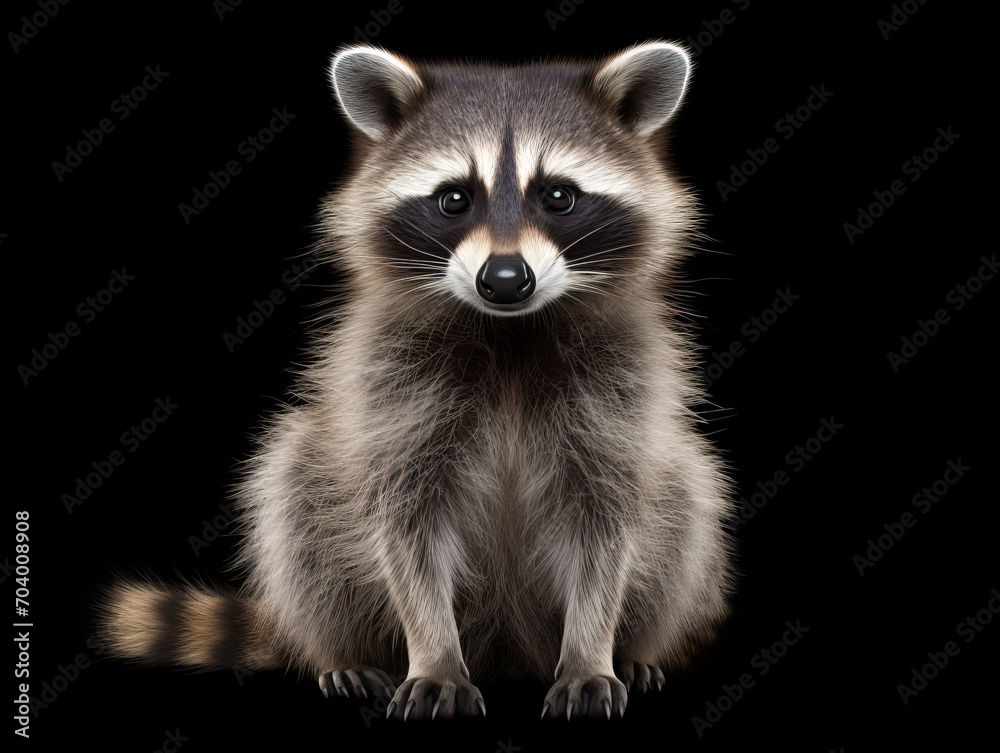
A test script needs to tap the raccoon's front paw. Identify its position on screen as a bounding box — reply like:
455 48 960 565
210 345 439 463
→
387 675 486 720
318 666 396 700
614 660 665 693
542 673 628 720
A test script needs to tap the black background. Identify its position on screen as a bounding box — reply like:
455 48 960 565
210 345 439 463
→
7 1 996 750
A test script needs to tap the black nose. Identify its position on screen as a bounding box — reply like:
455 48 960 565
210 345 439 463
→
476 257 535 304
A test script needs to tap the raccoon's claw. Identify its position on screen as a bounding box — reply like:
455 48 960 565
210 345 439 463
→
614 660 665 693
388 675 485 720
319 674 333 698
542 673 627 720
319 667 396 701
635 663 650 693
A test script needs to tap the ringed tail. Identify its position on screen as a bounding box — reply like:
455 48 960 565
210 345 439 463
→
97 580 283 671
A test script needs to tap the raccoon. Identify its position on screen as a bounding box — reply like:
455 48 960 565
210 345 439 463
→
99 41 734 721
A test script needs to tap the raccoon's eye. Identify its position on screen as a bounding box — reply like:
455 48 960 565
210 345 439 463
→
439 187 472 217
541 185 575 215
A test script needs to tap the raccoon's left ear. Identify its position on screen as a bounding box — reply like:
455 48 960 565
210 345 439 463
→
592 41 691 136
329 46 424 140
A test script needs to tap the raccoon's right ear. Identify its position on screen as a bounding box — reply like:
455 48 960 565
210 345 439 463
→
592 41 691 136
329 46 424 141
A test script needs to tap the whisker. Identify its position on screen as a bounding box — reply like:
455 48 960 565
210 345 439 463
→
382 228 451 263
393 287 449 322
393 275 448 287
352 255 447 268
385 263 449 273
565 243 640 266
560 218 618 255
568 270 623 278
350 252 448 266
566 282 615 296
399 218 456 256
565 257 630 270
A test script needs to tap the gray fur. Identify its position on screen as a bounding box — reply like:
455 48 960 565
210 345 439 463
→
105 42 735 721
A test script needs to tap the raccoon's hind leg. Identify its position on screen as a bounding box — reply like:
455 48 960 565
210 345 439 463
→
610 452 733 690
613 660 665 693
319 667 397 700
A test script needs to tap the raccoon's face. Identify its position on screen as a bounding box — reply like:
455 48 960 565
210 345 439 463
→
327 43 693 318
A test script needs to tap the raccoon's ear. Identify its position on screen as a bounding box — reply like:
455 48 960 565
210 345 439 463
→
329 46 424 140
592 41 691 136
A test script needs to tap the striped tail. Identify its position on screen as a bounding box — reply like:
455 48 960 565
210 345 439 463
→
97 580 283 671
